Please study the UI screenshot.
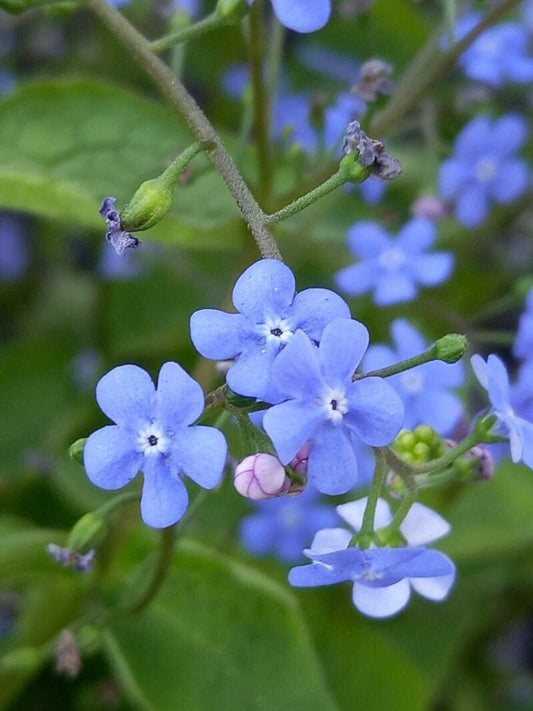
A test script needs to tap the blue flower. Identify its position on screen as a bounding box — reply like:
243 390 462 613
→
190 259 350 402
263 319 404 494
453 14 533 86
0 213 29 282
471 353 533 469
513 288 533 361
289 498 455 618
84 363 227 528
439 114 529 227
248 0 331 33
364 319 464 435
239 487 338 563
335 218 453 305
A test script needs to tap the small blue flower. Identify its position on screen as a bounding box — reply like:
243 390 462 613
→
335 218 453 305
190 259 350 402
248 0 331 33
439 114 529 227
453 14 533 86
84 362 227 528
513 288 533 361
364 319 464 435
296 44 360 84
289 498 455 618
471 353 533 469
263 319 404 494
239 487 338 563
0 213 28 282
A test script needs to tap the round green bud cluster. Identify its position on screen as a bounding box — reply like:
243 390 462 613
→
392 425 446 465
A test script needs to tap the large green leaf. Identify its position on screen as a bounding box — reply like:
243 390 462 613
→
0 79 240 249
106 538 338 711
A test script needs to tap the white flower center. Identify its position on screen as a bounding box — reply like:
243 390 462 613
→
475 157 497 183
137 423 169 456
319 387 349 424
401 370 424 394
378 247 406 271
359 567 384 582
259 317 294 344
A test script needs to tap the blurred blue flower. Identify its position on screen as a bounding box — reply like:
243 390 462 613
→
364 319 464 435
289 497 455 618
239 486 337 563
296 44 360 83
453 13 533 86
263 319 404 494
335 217 453 305
70 349 102 391
248 0 331 33
84 363 227 528
190 259 350 402
513 288 533 361
98 242 143 281
511 360 533 424
439 114 529 227
471 353 533 469
0 213 29 282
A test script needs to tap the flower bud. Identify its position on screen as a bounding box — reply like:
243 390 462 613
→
289 443 310 477
120 177 173 232
68 437 86 465
433 333 467 364
411 195 446 220
1 647 42 673
234 453 291 500
457 444 494 481
66 512 106 552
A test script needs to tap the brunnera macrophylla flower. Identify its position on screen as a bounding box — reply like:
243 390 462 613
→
289 498 455 618
263 319 404 495
233 453 291 500
471 353 533 470
247 0 331 33
335 218 453 306
83 363 227 528
190 259 350 403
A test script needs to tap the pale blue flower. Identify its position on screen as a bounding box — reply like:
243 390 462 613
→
248 0 331 33
513 288 533 361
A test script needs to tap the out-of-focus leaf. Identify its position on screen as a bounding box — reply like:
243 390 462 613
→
106 538 338 711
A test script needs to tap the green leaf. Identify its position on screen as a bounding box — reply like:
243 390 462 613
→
0 79 239 249
106 539 338 711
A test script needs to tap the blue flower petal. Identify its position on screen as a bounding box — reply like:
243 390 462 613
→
345 377 404 445
307 422 359 494
289 561 353 587
455 185 488 227
347 221 391 258
394 549 455 578
363 344 396 373
391 319 426 359
493 114 528 154
190 310 256 359
489 160 528 204
486 354 510 411
412 389 463 435
318 318 369 385
352 579 410 618
171 425 227 488
140 457 188 528
240 514 279 556
84 425 141 489
374 272 417 304
226 338 280 400
271 0 331 33
410 573 455 601
290 288 350 340
439 159 467 199
96 364 154 428
264 400 324 464
270 329 324 400
156 362 204 430
507 57 533 83
410 252 454 286
335 261 379 296
455 115 492 157
232 259 295 321
397 218 436 254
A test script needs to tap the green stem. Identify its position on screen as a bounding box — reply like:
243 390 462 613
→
265 168 351 224
267 14 285 102
249 0 273 203
96 490 140 519
359 448 386 537
371 0 523 136
385 490 417 533
150 12 223 53
127 526 176 615
411 430 481 476
87 0 281 260
354 346 437 381
159 140 211 187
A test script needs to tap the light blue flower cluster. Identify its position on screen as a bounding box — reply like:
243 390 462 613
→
289 498 455 618
247 0 331 33
453 13 533 87
439 115 529 227
364 319 464 435
335 218 453 305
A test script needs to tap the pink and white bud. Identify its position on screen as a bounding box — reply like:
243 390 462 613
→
466 444 495 481
289 443 310 477
411 195 446 220
233 453 291 500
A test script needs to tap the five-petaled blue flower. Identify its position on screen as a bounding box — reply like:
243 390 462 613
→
239 487 338 563
247 0 331 33
83 362 227 528
471 353 533 470
439 114 529 227
262 319 404 494
289 498 455 618
190 259 350 402
364 319 464 435
335 218 453 305
453 14 533 87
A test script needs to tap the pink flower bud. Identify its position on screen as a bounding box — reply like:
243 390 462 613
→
289 443 310 476
233 454 291 500
411 195 446 220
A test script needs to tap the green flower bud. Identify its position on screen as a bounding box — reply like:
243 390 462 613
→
66 512 106 552
433 333 467 364
68 438 86 465
120 177 173 232
215 0 249 21
1 647 43 672
338 152 372 184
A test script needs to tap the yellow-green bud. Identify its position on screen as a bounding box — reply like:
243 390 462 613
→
413 442 431 462
433 333 467 364
216 0 249 21
67 512 106 552
120 177 173 232
339 152 372 184
68 438 86 465
1 647 43 672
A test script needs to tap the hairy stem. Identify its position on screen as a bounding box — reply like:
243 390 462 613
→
359 447 387 537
